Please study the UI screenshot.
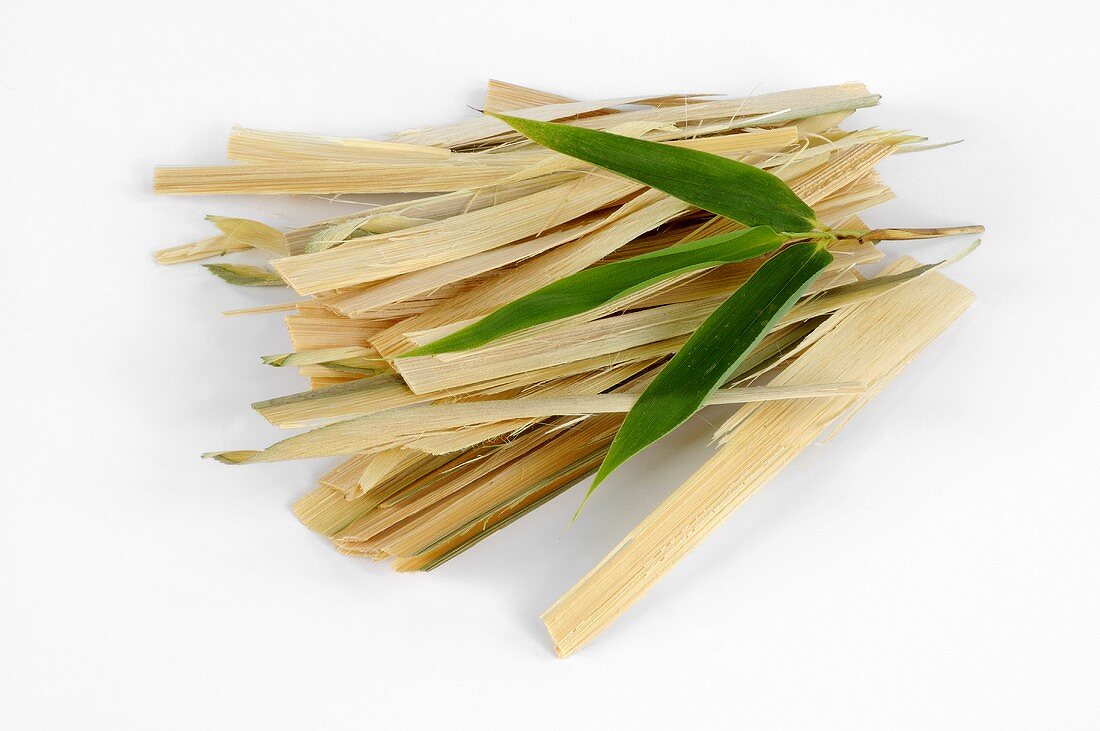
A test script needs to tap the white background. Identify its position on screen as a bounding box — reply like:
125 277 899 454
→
2 1 1097 728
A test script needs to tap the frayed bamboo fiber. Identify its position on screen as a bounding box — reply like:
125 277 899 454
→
541 258 975 657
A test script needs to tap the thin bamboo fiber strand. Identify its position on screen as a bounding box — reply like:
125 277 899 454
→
542 259 975 657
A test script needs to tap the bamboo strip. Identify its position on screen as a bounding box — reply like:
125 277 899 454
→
283 177 570 253
272 174 640 294
154 158 534 195
253 372 427 429
319 219 600 317
226 127 451 163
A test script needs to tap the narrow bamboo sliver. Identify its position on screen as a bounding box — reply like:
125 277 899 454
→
210 382 864 465
542 259 975 657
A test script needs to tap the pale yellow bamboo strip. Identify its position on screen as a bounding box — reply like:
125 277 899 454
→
253 372 429 429
222 301 301 317
283 177 572 252
226 127 451 163
319 219 601 317
295 365 375 380
402 359 658 455
285 314 395 351
542 259 974 657
273 174 640 294
310 376 363 388
153 157 539 195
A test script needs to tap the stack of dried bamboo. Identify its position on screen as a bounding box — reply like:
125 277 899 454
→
156 80 974 655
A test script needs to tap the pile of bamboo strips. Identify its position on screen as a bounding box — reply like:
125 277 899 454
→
156 80 974 654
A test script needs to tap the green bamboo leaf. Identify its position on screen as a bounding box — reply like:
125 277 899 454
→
203 263 285 287
402 226 788 357
583 241 834 503
494 113 818 233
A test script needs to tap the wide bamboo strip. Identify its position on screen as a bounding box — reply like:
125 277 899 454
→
253 372 427 429
318 219 601 317
399 358 658 456
284 311 395 351
272 173 640 293
154 157 535 195
161 126 799 196
282 177 571 253
542 259 975 657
